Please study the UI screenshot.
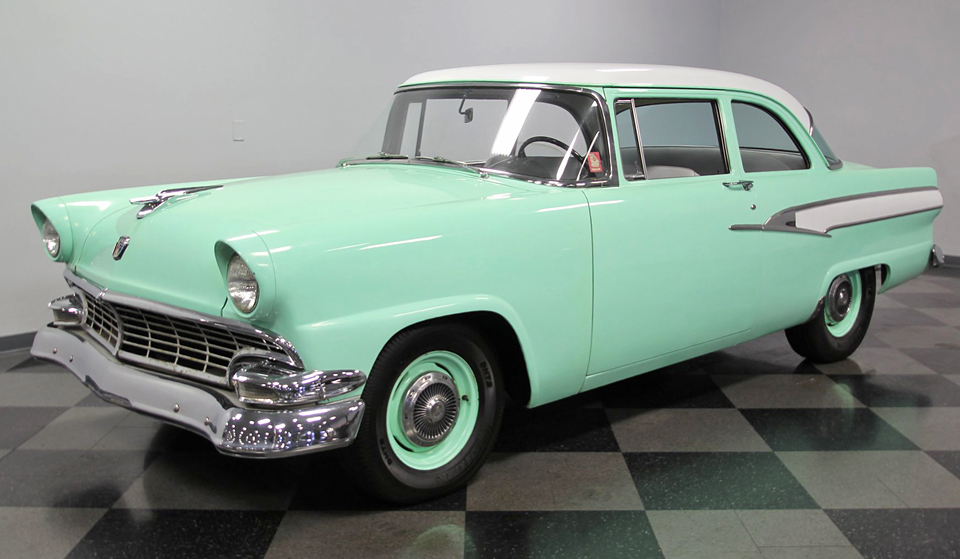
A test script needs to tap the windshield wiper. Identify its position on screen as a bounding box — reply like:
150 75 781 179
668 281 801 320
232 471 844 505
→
338 153 409 167
413 156 489 179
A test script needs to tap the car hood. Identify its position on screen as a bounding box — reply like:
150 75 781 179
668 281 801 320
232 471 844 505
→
70 164 535 315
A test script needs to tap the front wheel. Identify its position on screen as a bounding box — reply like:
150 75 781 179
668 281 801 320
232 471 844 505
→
339 323 504 503
785 267 877 363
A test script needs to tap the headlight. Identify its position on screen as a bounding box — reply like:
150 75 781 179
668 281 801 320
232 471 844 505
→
227 253 259 313
41 218 60 257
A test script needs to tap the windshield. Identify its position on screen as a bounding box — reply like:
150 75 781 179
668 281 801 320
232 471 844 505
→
375 86 611 184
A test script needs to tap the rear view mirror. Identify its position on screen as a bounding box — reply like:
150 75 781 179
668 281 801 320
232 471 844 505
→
458 98 473 124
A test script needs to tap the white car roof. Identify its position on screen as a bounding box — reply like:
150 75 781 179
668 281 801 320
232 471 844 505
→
402 63 811 132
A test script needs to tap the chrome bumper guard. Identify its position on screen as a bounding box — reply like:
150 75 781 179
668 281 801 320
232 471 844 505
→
931 244 945 268
31 324 366 458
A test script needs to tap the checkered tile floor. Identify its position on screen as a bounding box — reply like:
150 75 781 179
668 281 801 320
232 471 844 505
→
2 268 960 559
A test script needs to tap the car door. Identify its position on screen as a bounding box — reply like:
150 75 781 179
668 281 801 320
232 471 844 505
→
583 89 761 376
724 94 841 331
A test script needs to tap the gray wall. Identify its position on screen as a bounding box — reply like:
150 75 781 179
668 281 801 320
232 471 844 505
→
717 0 960 256
1 0 957 338
0 0 722 338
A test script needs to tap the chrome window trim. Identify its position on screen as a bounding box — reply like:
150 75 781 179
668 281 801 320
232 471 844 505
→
614 96 731 182
62 268 302 371
731 100 812 173
805 108 843 170
385 82 619 188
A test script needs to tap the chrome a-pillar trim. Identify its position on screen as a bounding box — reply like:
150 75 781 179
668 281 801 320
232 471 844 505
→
229 350 367 408
31 324 365 458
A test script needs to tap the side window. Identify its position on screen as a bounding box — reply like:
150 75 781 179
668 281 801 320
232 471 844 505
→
615 99 728 180
731 102 809 172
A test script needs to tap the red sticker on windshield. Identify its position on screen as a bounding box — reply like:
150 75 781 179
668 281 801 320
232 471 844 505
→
587 152 603 173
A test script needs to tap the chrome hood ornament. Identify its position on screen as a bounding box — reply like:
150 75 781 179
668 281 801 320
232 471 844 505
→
129 185 222 219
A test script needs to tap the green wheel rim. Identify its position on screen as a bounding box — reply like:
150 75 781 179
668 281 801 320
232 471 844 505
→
825 272 862 337
385 350 479 471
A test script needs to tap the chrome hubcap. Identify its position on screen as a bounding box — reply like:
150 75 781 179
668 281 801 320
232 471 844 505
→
827 274 853 323
402 372 460 447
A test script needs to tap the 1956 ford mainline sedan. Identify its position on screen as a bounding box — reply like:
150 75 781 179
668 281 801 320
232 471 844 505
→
29 64 944 502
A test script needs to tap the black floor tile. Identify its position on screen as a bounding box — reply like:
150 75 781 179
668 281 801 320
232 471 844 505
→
464 511 663 559
827 508 960 559
288 455 466 511
927 451 960 481
125 450 315 510
598 371 734 408
925 267 960 282
830 374 960 407
701 353 821 376
870 307 945 330
740 408 919 451
75 393 115 407
164 428 219 451
67 509 284 559
0 406 68 447
495 400 619 452
624 452 817 510
0 449 155 507
901 348 960 375
7 356 59 372
886 290 960 308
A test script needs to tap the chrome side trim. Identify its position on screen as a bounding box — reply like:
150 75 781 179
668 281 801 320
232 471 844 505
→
130 185 223 219
730 186 942 237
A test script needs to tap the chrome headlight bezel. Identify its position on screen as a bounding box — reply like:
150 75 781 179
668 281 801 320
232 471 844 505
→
41 218 61 258
227 253 259 314
31 203 74 263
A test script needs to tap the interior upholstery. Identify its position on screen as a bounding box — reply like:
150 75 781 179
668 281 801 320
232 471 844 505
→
620 145 807 179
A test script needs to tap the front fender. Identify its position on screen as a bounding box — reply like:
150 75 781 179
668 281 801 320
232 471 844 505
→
258 184 595 408
287 293 539 399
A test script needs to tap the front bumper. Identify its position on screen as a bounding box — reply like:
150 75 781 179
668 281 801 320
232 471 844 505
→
31 325 365 457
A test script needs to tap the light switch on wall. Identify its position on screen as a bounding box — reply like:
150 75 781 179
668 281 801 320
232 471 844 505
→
233 120 245 142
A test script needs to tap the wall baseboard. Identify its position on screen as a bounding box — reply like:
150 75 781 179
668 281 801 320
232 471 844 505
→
945 255 960 267
0 331 36 353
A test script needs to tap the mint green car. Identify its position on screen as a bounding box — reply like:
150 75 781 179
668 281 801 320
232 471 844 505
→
29 64 944 502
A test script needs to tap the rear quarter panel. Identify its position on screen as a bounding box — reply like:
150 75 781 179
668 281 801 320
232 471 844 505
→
752 165 940 335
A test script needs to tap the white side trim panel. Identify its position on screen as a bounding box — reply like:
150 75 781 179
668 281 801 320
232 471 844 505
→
795 189 944 234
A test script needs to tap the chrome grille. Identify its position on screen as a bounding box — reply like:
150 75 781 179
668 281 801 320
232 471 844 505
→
81 292 121 352
78 291 288 387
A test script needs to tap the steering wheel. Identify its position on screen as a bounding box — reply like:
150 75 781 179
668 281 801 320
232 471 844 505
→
517 136 585 164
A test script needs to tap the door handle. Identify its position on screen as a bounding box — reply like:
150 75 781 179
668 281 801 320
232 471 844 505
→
723 180 754 191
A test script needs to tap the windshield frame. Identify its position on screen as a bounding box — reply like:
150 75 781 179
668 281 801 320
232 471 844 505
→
382 82 619 188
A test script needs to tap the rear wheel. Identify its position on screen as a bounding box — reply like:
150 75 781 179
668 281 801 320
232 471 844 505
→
339 323 504 503
785 267 877 363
